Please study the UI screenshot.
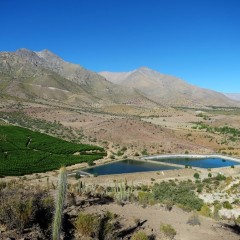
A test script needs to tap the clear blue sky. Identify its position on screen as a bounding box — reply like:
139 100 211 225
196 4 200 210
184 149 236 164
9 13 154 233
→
1 0 240 92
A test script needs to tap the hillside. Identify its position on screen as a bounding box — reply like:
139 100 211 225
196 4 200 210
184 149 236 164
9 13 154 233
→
223 93 240 101
0 49 157 108
99 67 239 107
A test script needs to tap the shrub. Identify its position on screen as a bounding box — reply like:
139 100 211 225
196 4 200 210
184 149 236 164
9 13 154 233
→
234 216 240 225
75 213 99 237
213 203 222 220
223 201 233 209
88 160 96 166
164 200 174 211
160 223 176 240
197 186 203 193
131 231 148 240
152 181 203 211
117 150 124 156
215 173 226 181
138 191 153 205
194 173 200 179
0 184 54 235
141 149 148 155
75 172 81 179
199 204 212 217
121 146 127 152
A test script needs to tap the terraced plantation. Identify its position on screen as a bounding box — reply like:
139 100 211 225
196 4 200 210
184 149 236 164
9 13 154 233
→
0 125 106 176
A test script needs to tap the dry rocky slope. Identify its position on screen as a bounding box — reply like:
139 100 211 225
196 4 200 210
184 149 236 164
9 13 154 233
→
0 49 156 108
99 67 239 107
0 48 239 109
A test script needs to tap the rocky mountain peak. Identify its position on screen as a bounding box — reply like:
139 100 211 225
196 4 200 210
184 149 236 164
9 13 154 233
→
15 48 38 58
35 49 64 65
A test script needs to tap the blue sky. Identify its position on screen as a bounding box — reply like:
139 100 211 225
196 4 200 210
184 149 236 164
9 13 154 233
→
1 0 240 92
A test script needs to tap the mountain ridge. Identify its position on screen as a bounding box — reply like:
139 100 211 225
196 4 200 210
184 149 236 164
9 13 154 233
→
223 93 240 102
0 48 239 108
0 49 157 108
99 67 239 107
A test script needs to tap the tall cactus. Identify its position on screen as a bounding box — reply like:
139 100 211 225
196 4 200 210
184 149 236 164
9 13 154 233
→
52 166 67 240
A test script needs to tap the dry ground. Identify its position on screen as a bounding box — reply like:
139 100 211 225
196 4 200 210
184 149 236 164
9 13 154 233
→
2 100 240 158
1 99 240 239
84 202 239 240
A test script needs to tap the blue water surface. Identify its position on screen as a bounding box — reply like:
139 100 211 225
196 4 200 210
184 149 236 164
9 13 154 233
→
84 159 180 175
151 157 240 169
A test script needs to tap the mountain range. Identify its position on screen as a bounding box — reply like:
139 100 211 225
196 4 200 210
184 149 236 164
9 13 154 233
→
0 48 239 108
223 93 240 102
99 67 239 107
0 49 154 107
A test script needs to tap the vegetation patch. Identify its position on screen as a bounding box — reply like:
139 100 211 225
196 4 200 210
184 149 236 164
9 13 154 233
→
152 180 204 211
0 125 106 176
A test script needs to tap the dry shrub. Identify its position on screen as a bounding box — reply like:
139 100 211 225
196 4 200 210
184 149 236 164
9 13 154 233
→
75 213 99 237
160 223 176 240
0 181 54 236
187 212 201 226
131 231 148 240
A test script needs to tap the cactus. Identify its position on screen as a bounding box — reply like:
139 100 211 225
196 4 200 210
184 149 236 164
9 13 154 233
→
52 166 67 240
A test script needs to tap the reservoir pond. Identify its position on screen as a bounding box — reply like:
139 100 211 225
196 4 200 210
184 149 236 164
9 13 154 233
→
83 159 180 175
151 157 240 169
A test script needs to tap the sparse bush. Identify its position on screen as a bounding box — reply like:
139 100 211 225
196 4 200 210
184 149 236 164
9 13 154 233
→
0 183 54 235
187 212 201 226
213 202 222 220
164 200 174 211
160 223 176 240
131 231 148 240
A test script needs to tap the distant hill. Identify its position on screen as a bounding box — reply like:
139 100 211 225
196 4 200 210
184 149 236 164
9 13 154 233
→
223 93 240 102
0 49 156 108
99 67 239 107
